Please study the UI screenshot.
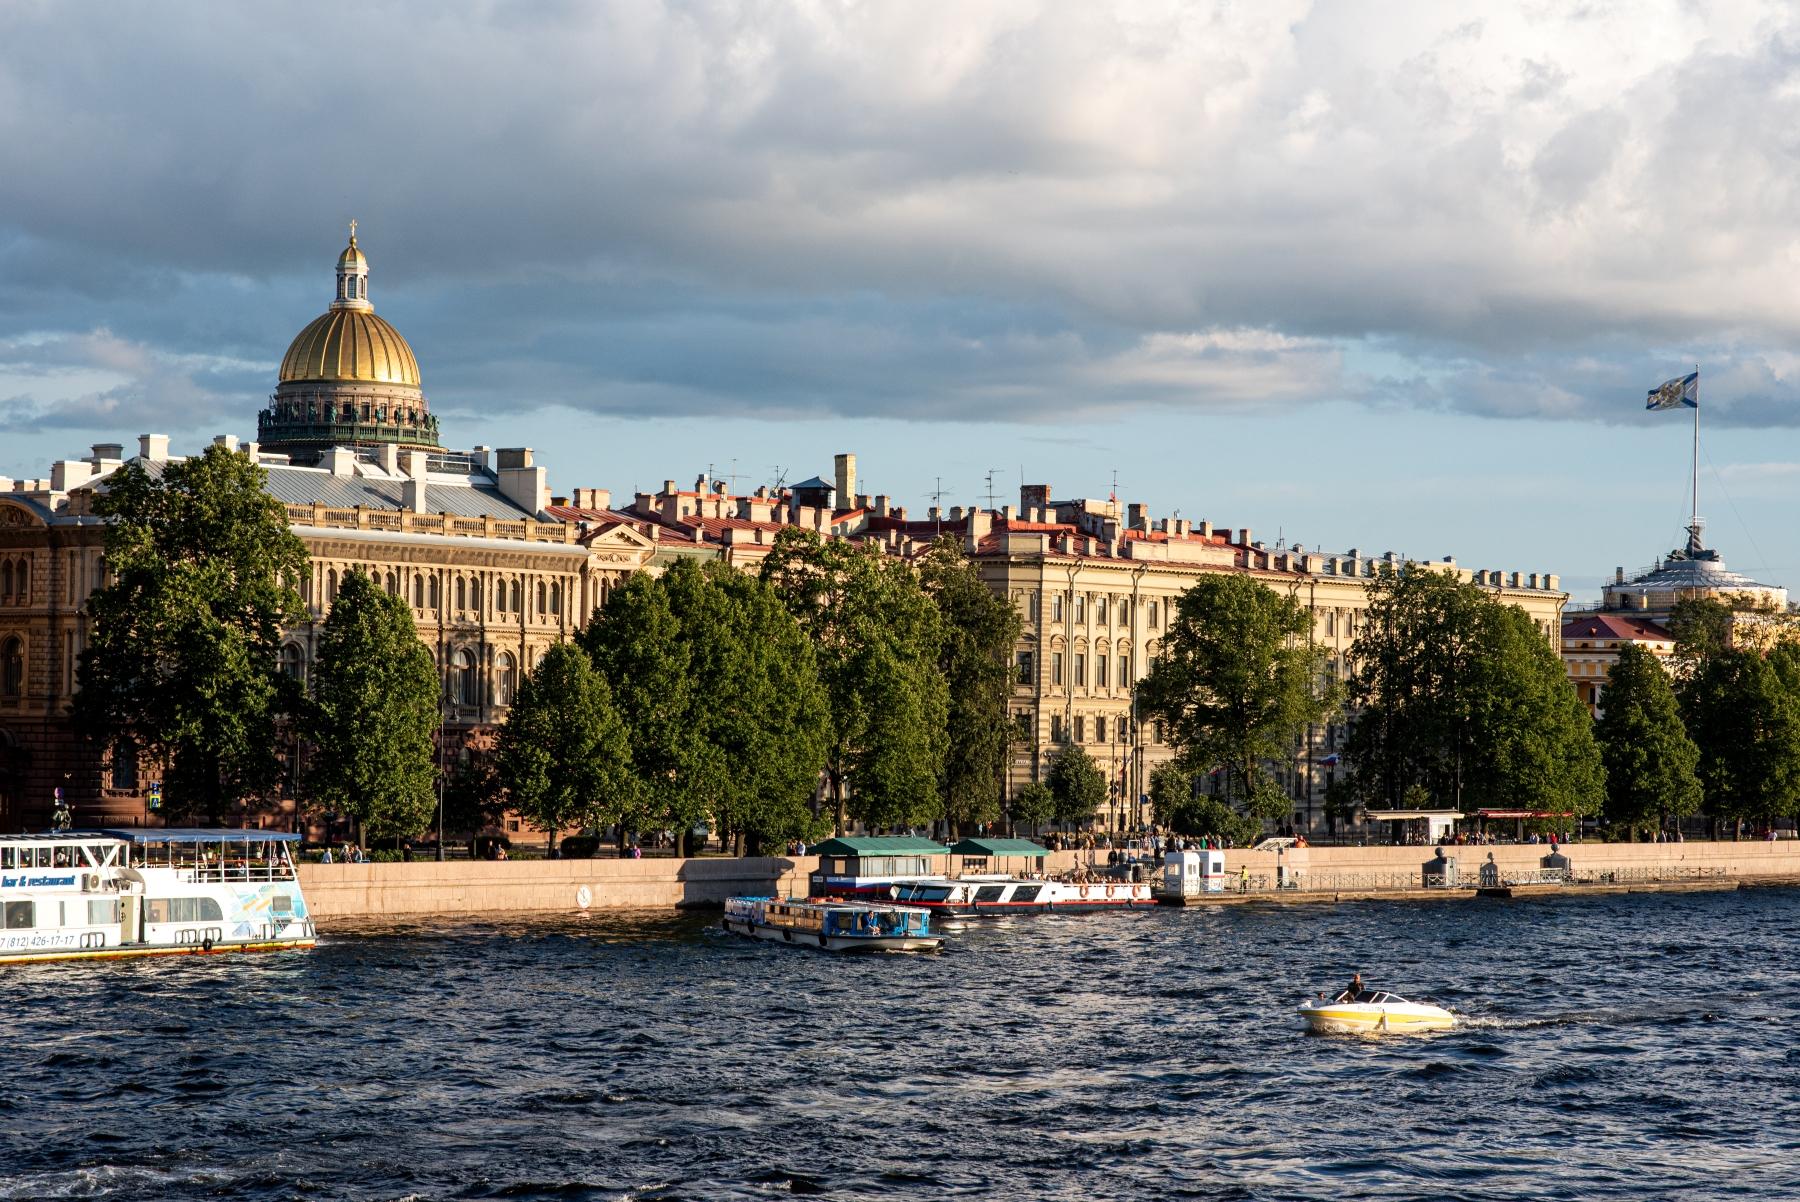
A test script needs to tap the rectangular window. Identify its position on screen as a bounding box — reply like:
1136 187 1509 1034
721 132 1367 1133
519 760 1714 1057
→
1075 653 1086 687
1096 716 1108 743
1015 711 1031 740
1074 716 1086 742
1324 612 1335 636
1075 595 1086 624
1030 591 1040 622
1120 599 1130 625
1015 651 1035 685
3 900 32 929
112 741 138 791
1154 721 1165 744
1096 597 1108 625
1051 652 1064 686
1119 656 1131 687
1096 654 1109 690
1050 714 1064 743
1052 594 1064 623
87 899 121 926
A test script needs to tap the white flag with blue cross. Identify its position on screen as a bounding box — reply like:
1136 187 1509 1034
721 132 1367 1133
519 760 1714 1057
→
1646 371 1699 411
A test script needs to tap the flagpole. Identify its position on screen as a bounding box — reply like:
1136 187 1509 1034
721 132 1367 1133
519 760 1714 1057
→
1692 366 1700 541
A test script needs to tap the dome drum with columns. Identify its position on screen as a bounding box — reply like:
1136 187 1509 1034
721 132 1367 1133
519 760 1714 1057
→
257 224 443 462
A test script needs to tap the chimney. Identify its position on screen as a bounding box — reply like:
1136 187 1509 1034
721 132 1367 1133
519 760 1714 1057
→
378 444 400 473
403 452 429 513
966 509 992 550
138 434 170 461
496 448 549 515
834 453 857 502
51 460 94 491
469 445 492 471
1615 566 1625 585
89 443 124 465
1238 527 1253 546
1200 521 1213 537
1126 502 1147 531
1021 483 1051 509
213 434 239 453
875 494 890 517
663 479 678 495
324 447 356 477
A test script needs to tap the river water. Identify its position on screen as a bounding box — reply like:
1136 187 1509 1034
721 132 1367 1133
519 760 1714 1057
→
3 888 1798 1201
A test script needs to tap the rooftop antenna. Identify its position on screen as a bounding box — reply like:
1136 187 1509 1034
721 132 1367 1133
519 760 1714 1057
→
1110 467 1119 506
930 475 946 535
727 458 745 495
770 465 789 492
984 467 1003 512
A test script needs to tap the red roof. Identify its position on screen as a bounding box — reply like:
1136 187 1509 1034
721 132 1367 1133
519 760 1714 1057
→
1560 613 1673 642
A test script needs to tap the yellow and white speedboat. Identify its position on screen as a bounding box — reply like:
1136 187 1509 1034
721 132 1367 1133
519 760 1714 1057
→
1299 988 1455 1035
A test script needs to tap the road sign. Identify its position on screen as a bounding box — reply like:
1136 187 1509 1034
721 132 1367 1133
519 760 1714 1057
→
148 780 163 811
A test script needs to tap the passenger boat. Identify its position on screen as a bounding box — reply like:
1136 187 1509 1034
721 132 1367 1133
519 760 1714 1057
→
891 874 1153 915
1298 987 1456 1034
721 896 943 952
0 829 316 964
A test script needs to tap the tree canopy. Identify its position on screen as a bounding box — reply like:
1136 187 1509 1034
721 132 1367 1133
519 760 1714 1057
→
1045 743 1106 830
1342 566 1602 820
306 569 441 841
760 529 947 833
1594 642 1701 839
1010 780 1054 835
75 445 309 822
1147 762 1260 845
919 538 1022 837
494 642 635 851
1136 573 1338 828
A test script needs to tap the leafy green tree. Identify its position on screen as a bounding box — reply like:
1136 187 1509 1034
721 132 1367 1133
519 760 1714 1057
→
1045 743 1105 831
441 750 505 843
761 529 947 832
1137 573 1338 828
919 538 1022 836
1343 566 1603 825
494 642 635 853
75 444 308 822
1594 642 1701 839
583 560 830 854
1679 648 1800 838
306 570 440 841
1010 780 1055 835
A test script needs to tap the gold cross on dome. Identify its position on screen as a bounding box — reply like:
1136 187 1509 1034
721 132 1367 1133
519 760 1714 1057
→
348 218 358 242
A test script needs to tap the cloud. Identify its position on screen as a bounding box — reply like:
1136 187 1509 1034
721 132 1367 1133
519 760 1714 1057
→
0 328 252 434
2 2 1800 431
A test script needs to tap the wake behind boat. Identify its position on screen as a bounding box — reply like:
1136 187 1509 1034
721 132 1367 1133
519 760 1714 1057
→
1299 986 1456 1034
722 896 943 952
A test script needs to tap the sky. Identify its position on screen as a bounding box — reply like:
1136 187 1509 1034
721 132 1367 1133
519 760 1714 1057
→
4 1 1800 603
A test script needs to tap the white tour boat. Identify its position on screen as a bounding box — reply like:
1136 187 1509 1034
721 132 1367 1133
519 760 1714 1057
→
891 874 1153 915
721 896 943 952
0 828 316 964
1299 987 1456 1034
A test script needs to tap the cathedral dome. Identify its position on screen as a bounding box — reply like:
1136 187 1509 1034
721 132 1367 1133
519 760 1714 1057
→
258 224 443 460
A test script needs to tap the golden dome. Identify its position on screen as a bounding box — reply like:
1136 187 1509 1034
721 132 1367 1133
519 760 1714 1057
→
278 308 422 388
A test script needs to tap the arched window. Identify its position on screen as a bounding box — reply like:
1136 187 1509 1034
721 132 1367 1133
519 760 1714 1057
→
455 577 467 611
452 648 479 706
0 637 21 699
413 576 424 608
509 580 521 613
550 583 561 616
280 644 304 682
385 572 397 595
301 575 313 607
429 576 440 610
494 652 517 706
1 560 11 601
536 581 547 616
17 559 26 600
327 568 338 599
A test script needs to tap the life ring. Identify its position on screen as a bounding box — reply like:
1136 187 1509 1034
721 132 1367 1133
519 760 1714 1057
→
201 937 214 954
1081 885 1093 899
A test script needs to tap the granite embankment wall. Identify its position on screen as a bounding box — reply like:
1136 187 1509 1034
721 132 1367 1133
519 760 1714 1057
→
298 841 1800 921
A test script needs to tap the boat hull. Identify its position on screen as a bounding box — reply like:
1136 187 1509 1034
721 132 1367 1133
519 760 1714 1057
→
0 937 315 965
1299 1004 1455 1034
721 916 942 953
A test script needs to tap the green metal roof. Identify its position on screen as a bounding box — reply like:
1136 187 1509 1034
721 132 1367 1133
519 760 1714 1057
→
811 837 950 857
948 837 1049 858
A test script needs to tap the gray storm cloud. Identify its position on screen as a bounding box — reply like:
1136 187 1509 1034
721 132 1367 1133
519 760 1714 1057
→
2 0 1799 433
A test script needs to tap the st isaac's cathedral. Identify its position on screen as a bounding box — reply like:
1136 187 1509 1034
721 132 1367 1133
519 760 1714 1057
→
0 229 655 831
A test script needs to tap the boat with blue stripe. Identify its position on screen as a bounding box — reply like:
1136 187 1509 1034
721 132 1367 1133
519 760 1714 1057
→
721 896 943 952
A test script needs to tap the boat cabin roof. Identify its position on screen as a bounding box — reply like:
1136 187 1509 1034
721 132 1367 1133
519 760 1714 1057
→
811 836 949 857
72 828 302 844
948 837 1048 858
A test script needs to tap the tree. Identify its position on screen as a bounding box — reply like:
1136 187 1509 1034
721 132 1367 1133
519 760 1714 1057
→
306 570 441 842
1148 762 1262 845
1136 573 1338 828
494 642 635 853
1679 648 1800 838
75 444 308 822
583 560 831 854
761 529 947 832
1343 565 1603 825
1594 643 1701 839
1045 743 1105 831
919 538 1022 837
1010 781 1054 835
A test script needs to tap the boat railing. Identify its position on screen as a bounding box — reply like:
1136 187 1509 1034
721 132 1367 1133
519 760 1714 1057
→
176 861 298 884
1201 861 1734 896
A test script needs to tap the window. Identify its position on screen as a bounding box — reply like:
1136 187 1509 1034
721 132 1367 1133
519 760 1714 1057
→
1154 721 1165 744
1074 653 1086 687
1148 601 1160 628
1096 654 1109 690
145 897 224 924
1096 597 1108 625
509 580 521 613
0 636 21 699
1325 611 1336 636
1 560 10 601
1051 594 1063 623
3 900 33 929
1050 714 1064 743
413 576 424 608
452 648 479 706
495 652 517 706
550 583 562 616
385 572 397 596
1075 595 1086 624
429 577 440 609
1051 652 1064 686
1074 716 1086 742
1119 656 1131 687
1015 651 1035 685
1119 599 1130 625
456 577 467 611
1014 711 1031 739
112 740 138 790
1030 591 1040 622
536 581 547 616
327 568 338 600
87 899 121 926
1096 716 1107 743
280 644 303 682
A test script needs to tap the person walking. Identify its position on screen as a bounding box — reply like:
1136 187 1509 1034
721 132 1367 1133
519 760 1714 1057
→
1238 864 1249 894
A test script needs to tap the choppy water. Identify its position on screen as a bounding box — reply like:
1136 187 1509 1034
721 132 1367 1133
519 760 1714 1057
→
4 888 1799 1201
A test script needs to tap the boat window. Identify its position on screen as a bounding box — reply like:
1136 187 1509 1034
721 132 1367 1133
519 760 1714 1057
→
271 895 293 914
1013 884 1042 903
974 886 1005 903
3 900 33 929
88 899 121 925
